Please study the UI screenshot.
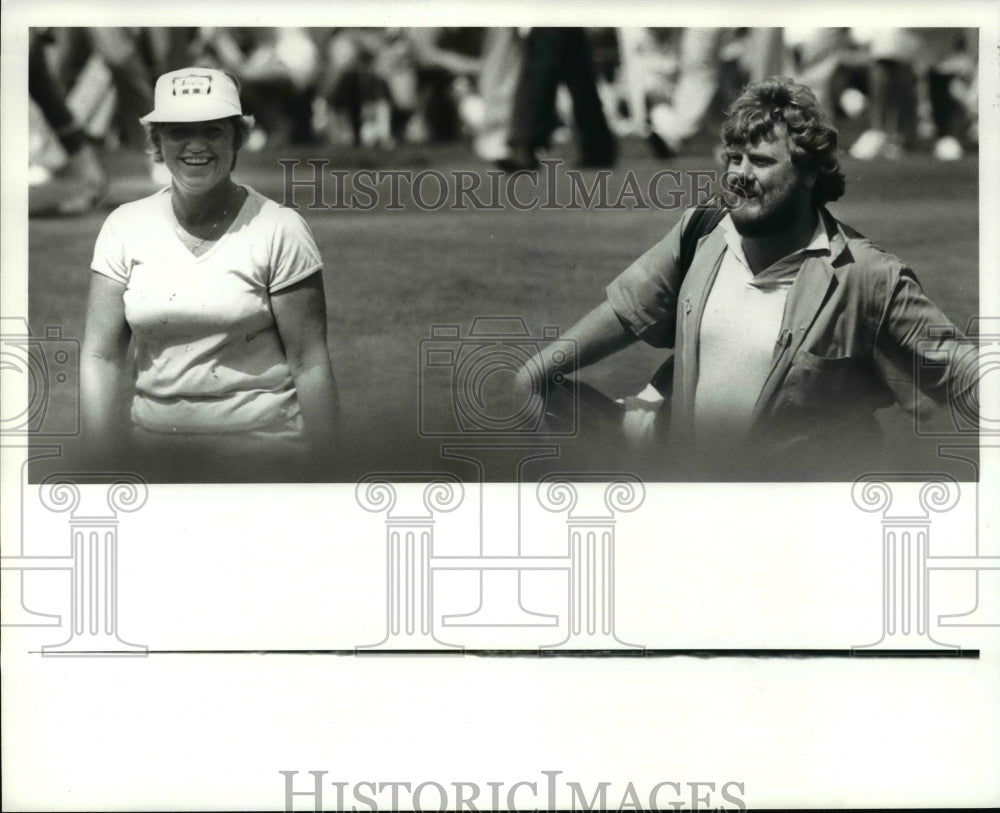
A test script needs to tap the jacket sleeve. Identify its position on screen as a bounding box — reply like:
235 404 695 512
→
605 209 693 349
872 266 978 417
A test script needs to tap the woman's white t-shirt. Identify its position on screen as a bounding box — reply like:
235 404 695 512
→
90 185 323 435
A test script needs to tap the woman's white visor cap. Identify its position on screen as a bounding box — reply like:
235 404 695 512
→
140 68 243 123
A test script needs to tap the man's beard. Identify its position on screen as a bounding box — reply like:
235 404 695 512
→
728 184 804 238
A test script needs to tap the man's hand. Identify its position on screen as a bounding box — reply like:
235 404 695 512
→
513 360 546 427
513 300 640 430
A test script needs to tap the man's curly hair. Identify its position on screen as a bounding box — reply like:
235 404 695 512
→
721 76 846 205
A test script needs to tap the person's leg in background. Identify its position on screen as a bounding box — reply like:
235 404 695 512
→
789 28 854 119
850 58 899 159
84 27 173 183
648 27 725 157
927 67 964 159
473 28 524 163
925 28 977 160
874 57 917 156
88 28 155 151
742 27 785 81
28 29 108 214
317 32 366 147
506 27 615 169
143 27 197 76
850 28 922 160
505 28 563 170
559 27 616 166
377 38 419 146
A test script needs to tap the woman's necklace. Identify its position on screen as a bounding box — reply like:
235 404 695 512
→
173 185 244 255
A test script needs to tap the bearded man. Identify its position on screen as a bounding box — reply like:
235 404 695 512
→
515 76 977 478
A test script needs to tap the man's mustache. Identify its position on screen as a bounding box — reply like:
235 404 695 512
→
722 172 755 194
721 172 759 206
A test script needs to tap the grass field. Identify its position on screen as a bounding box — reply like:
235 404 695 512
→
26 136 981 482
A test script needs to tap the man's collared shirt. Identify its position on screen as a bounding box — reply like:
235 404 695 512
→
604 204 974 477
693 212 831 444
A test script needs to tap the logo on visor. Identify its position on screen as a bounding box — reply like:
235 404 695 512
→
172 74 213 96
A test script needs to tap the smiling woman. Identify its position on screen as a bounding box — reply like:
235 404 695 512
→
80 67 340 482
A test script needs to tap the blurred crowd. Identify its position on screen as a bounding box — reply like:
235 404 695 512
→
29 27 980 213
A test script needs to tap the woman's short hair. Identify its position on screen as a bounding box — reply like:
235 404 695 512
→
721 76 846 205
142 115 255 170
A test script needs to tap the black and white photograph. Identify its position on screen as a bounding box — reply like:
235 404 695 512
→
18 17 985 483
3 1 999 811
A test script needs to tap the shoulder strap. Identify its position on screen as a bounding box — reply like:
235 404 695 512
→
649 195 729 398
678 193 728 274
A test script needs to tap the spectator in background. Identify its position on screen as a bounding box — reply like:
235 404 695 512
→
849 28 977 161
925 30 978 161
29 29 108 214
195 27 320 148
406 28 483 143
786 28 859 118
313 28 480 149
502 27 617 171
314 29 399 148
470 28 525 163
648 28 784 158
29 27 176 198
67 28 157 151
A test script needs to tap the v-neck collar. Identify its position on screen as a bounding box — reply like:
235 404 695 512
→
719 211 831 286
163 184 250 262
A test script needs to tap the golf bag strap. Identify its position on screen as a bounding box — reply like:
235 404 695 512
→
650 195 728 397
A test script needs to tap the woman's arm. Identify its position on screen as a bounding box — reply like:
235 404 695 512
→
271 272 340 464
80 272 131 464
